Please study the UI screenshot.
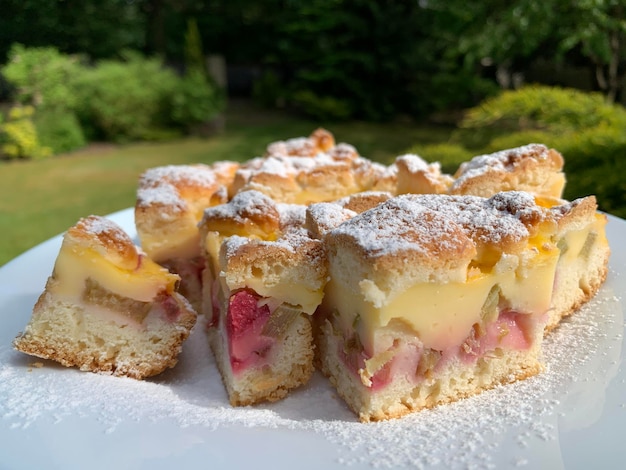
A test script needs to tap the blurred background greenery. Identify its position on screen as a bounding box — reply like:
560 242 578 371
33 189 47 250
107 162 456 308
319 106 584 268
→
1 0 626 265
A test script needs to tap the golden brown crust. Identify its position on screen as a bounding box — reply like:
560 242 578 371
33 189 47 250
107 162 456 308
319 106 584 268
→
450 144 565 198
67 215 140 270
324 192 560 280
199 190 282 240
265 128 335 157
135 163 229 261
305 203 356 239
551 195 598 231
338 191 393 213
220 229 327 290
395 154 454 195
230 129 396 204
14 296 196 379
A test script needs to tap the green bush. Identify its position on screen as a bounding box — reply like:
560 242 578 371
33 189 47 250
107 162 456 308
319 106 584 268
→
1 45 228 154
1 44 86 155
290 89 353 121
252 70 286 109
72 51 179 142
2 44 81 111
461 85 626 132
0 106 52 159
170 68 225 133
420 85 626 217
34 109 86 154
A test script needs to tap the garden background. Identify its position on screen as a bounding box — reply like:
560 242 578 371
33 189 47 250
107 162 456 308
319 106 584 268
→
1 0 626 266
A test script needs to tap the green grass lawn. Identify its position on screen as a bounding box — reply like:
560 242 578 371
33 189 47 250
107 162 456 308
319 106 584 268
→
0 100 453 266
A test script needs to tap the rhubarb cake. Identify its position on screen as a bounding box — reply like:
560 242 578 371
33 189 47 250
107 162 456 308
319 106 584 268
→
448 143 566 198
395 143 565 199
135 162 236 311
229 128 396 203
14 215 197 379
547 195 610 330
122 129 608 419
199 190 327 405
312 191 609 421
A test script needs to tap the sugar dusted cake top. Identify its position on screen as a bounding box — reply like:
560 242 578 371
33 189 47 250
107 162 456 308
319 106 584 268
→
137 164 225 212
66 215 141 270
325 191 550 260
450 143 565 198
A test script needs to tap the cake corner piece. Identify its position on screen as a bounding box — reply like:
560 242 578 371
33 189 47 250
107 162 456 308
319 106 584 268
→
14 215 197 380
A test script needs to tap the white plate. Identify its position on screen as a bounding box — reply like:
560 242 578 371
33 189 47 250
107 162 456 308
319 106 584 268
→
1 208 625 470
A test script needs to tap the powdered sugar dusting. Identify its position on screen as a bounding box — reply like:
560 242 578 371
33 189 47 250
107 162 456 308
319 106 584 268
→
330 197 470 258
1 288 622 468
201 190 277 226
410 192 537 246
396 153 432 173
328 192 539 259
277 203 307 228
307 202 357 236
453 144 548 187
77 215 123 237
137 164 217 209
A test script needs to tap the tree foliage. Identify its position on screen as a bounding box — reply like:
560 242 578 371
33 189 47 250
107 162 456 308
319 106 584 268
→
435 0 626 101
0 0 145 61
2 0 626 119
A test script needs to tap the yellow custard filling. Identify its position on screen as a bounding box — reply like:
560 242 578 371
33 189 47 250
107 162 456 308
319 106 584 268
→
206 231 324 314
326 246 560 353
52 246 178 302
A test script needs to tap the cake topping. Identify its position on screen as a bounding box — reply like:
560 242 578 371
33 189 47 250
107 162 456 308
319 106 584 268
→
137 164 219 211
67 215 140 271
449 144 566 198
326 191 556 274
265 128 335 157
306 202 358 238
328 196 476 263
395 154 454 194
200 190 281 238
409 192 546 249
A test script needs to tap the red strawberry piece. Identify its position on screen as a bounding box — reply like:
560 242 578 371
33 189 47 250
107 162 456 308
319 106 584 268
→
226 289 270 338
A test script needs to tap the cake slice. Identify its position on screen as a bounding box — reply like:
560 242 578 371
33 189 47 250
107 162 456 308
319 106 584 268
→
135 162 236 311
449 143 566 198
313 191 609 421
394 144 566 200
14 215 197 379
199 191 327 405
545 195 610 330
230 128 394 204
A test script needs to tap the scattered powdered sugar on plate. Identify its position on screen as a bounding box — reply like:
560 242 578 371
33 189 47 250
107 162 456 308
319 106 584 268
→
0 285 622 469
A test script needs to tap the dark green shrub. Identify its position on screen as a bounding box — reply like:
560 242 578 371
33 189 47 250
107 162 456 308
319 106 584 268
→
555 124 626 216
72 51 179 142
252 70 286 109
461 85 626 132
2 44 81 111
34 109 86 154
483 130 562 154
454 85 626 151
290 89 353 122
170 68 225 134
